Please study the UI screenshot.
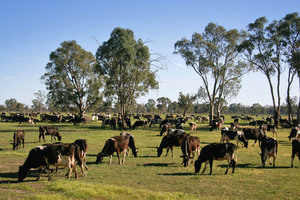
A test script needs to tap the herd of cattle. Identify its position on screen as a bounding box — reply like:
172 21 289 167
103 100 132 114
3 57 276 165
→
9 114 300 181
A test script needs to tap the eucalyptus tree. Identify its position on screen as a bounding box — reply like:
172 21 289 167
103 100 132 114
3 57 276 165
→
174 22 248 124
278 12 300 124
238 17 286 127
41 40 103 117
95 27 159 129
31 90 47 113
145 99 156 113
178 92 197 116
156 97 171 114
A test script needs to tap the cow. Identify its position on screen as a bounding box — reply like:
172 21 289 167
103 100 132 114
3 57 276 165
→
220 129 248 148
288 127 300 141
39 126 62 142
242 128 266 147
132 120 147 129
291 135 300 168
249 120 267 128
175 122 183 129
13 130 25 150
210 119 222 131
194 143 237 175
160 123 172 136
260 124 277 137
96 135 138 164
157 133 189 157
181 135 200 167
74 139 88 171
166 128 186 136
259 137 278 167
189 122 197 132
18 143 82 181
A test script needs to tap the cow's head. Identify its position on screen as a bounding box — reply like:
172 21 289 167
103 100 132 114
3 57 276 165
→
18 166 27 181
57 133 62 141
194 159 201 173
157 147 163 157
132 148 138 157
95 153 103 164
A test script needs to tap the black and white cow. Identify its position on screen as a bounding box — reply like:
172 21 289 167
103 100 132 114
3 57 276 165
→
289 127 300 141
157 133 189 157
220 129 248 148
189 122 197 132
242 128 266 147
181 135 200 167
132 120 147 129
74 139 88 171
160 123 172 136
259 137 278 167
39 126 62 142
13 130 25 150
18 143 82 181
194 143 237 175
96 135 138 164
166 128 186 136
291 136 300 168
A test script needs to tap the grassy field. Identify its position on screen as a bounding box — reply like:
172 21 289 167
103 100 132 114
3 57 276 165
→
0 117 299 200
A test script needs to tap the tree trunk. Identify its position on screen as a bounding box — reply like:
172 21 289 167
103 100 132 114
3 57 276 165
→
209 103 214 126
297 76 300 125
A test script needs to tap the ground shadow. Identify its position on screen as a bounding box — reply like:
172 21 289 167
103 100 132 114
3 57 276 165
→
140 162 178 167
158 172 195 176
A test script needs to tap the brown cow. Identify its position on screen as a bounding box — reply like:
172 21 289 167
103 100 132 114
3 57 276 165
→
13 130 25 150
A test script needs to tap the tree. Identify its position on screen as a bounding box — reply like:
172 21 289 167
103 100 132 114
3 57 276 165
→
145 99 156 113
238 17 285 127
278 12 300 124
5 98 24 112
177 92 196 116
95 27 159 129
156 97 171 114
31 90 47 113
41 41 103 117
174 22 248 124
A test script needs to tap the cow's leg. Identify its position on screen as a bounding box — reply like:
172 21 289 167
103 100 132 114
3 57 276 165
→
291 154 295 168
165 147 169 157
170 147 174 157
83 154 88 170
22 139 25 148
190 152 195 164
273 157 276 167
108 155 113 164
116 151 121 164
252 139 257 147
201 161 208 174
122 149 127 164
209 160 213 175
36 168 43 181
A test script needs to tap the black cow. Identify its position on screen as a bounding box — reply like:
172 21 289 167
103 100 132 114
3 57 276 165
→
18 143 82 181
249 120 267 128
181 135 200 167
243 128 265 146
96 135 138 164
209 119 222 131
220 129 248 148
157 133 189 157
39 126 62 142
289 127 300 141
13 130 25 150
132 120 147 129
291 138 300 168
259 137 278 167
194 143 237 175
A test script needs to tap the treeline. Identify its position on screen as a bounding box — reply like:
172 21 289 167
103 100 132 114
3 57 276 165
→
1 96 297 117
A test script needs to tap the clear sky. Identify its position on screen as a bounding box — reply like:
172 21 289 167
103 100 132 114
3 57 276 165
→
0 0 299 107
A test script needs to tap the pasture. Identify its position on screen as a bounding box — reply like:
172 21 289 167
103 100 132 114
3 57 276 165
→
0 117 299 200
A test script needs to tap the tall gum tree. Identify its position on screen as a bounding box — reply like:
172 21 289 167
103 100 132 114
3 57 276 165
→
174 23 248 124
95 27 159 129
41 40 103 117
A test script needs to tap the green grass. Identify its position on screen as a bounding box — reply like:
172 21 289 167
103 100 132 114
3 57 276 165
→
0 117 299 199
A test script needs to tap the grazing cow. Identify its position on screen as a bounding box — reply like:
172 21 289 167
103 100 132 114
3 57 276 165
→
39 126 62 142
291 135 300 168
220 129 248 148
157 133 189 157
96 135 138 164
181 135 200 167
259 137 278 167
288 127 300 141
210 119 222 131
189 122 197 132
18 143 82 181
194 143 237 175
160 123 172 136
166 128 186 136
132 120 147 129
74 139 88 171
13 130 25 150
260 124 277 137
243 128 266 147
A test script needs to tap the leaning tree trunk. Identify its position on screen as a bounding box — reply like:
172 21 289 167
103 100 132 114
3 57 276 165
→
209 103 214 126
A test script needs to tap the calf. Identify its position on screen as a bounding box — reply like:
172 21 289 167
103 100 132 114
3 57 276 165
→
18 143 82 181
259 137 278 167
291 134 300 167
243 128 265 146
220 129 248 148
189 122 197 132
13 130 25 150
157 133 189 157
181 135 200 167
96 135 138 164
288 127 300 141
194 143 237 175
39 126 62 142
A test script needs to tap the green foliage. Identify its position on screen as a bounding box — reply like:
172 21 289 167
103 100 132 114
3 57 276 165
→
41 40 103 116
178 92 197 116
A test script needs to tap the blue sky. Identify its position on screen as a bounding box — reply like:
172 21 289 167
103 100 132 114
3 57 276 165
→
0 0 299 107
